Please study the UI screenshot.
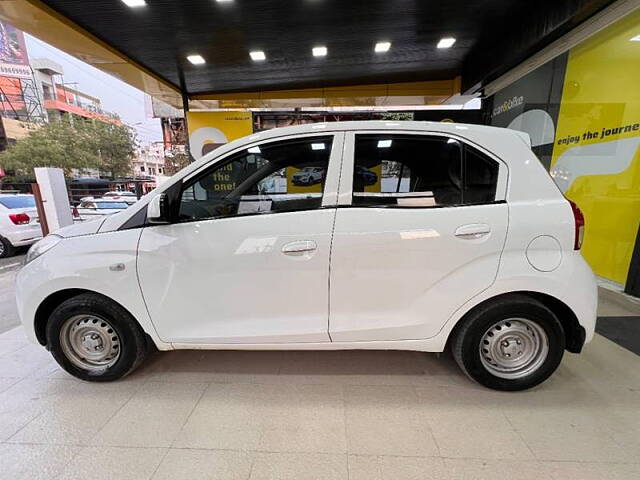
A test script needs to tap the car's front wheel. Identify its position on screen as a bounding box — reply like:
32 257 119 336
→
46 293 148 382
451 294 565 391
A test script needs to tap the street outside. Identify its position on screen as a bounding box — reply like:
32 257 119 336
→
0 250 26 334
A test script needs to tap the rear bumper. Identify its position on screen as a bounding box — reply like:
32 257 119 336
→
3 225 43 246
567 324 586 353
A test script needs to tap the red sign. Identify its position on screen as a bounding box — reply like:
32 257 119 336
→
0 21 31 79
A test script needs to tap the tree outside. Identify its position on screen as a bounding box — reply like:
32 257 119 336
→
0 116 138 180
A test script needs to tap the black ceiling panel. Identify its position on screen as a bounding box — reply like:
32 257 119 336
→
39 0 616 96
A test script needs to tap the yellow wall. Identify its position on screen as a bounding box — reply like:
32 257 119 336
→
187 111 253 161
551 11 640 284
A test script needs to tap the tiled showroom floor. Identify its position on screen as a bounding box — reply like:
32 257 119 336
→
0 289 639 479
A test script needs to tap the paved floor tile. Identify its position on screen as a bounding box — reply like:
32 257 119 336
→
415 386 534 460
9 380 141 445
348 455 449 480
152 448 253 480
249 452 348 480
443 458 553 480
58 446 166 480
0 443 80 480
174 383 347 453
344 385 438 457
546 461 640 480
90 381 207 448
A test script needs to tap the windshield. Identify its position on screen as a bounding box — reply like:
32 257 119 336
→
0 196 35 209
95 202 128 209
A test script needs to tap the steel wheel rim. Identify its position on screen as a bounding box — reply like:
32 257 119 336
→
59 315 121 372
0 241 5 256
479 318 549 379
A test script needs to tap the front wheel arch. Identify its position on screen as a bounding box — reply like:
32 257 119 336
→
34 289 154 350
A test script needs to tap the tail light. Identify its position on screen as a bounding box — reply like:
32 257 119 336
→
568 200 584 250
9 213 30 225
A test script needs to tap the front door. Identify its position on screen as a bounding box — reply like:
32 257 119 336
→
137 133 343 344
329 132 509 342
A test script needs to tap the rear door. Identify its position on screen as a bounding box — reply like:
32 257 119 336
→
329 131 509 342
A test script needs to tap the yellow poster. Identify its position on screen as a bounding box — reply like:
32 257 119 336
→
550 10 640 284
187 111 253 160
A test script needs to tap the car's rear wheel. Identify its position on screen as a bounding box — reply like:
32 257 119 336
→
46 293 147 382
0 236 15 258
451 294 565 391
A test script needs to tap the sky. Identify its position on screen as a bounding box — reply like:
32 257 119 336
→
24 34 163 146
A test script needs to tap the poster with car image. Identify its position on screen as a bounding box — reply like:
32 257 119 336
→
286 140 330 193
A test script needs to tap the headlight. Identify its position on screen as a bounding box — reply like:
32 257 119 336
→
25 234 63 265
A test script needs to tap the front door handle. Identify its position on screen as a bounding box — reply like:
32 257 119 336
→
455 223 491 239
282 240 317 254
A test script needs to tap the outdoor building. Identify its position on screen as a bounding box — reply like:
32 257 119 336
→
32 57 120 125
133 140 165 178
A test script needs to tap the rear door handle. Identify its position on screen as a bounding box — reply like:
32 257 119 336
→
282 240 317 254
455 223 491 239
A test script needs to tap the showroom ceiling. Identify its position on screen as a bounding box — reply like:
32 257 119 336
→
37 0 615 97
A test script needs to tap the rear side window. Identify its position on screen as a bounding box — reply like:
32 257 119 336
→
0 196 35 209
352 134 499 207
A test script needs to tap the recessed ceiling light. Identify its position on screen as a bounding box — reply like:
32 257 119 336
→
248 146 261 154
375 41 391 53
311 143 325 150
377 139 392 148
216 0 233 2
250 51 266 61
187 54 206 65
312 46 327 57
630 34 640 42
437 37 456 48
121 0 146 7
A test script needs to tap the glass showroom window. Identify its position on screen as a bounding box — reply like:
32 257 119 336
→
179 136 333 221
352 134 498 207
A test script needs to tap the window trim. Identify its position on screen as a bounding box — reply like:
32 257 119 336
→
338 130 508 209
175 132 345 224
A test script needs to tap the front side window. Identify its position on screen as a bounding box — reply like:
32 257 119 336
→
352 134 499 207
179 136 333 221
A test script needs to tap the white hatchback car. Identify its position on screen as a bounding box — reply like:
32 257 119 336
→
0 194 42 258
16 122 597 390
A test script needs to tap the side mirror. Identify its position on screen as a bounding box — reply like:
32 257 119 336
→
147 193 169 224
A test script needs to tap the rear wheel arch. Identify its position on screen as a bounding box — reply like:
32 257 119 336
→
448 290 585 354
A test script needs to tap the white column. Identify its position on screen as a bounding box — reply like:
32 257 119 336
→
34 167 73 232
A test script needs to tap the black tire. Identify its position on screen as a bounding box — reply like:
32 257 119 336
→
46 293 147 382
0 236 15 258
451 294 565 391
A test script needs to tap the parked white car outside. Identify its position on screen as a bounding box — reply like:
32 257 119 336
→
0 194 42 258
16 121 597 390
103 191 138 205
73 199 130 222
